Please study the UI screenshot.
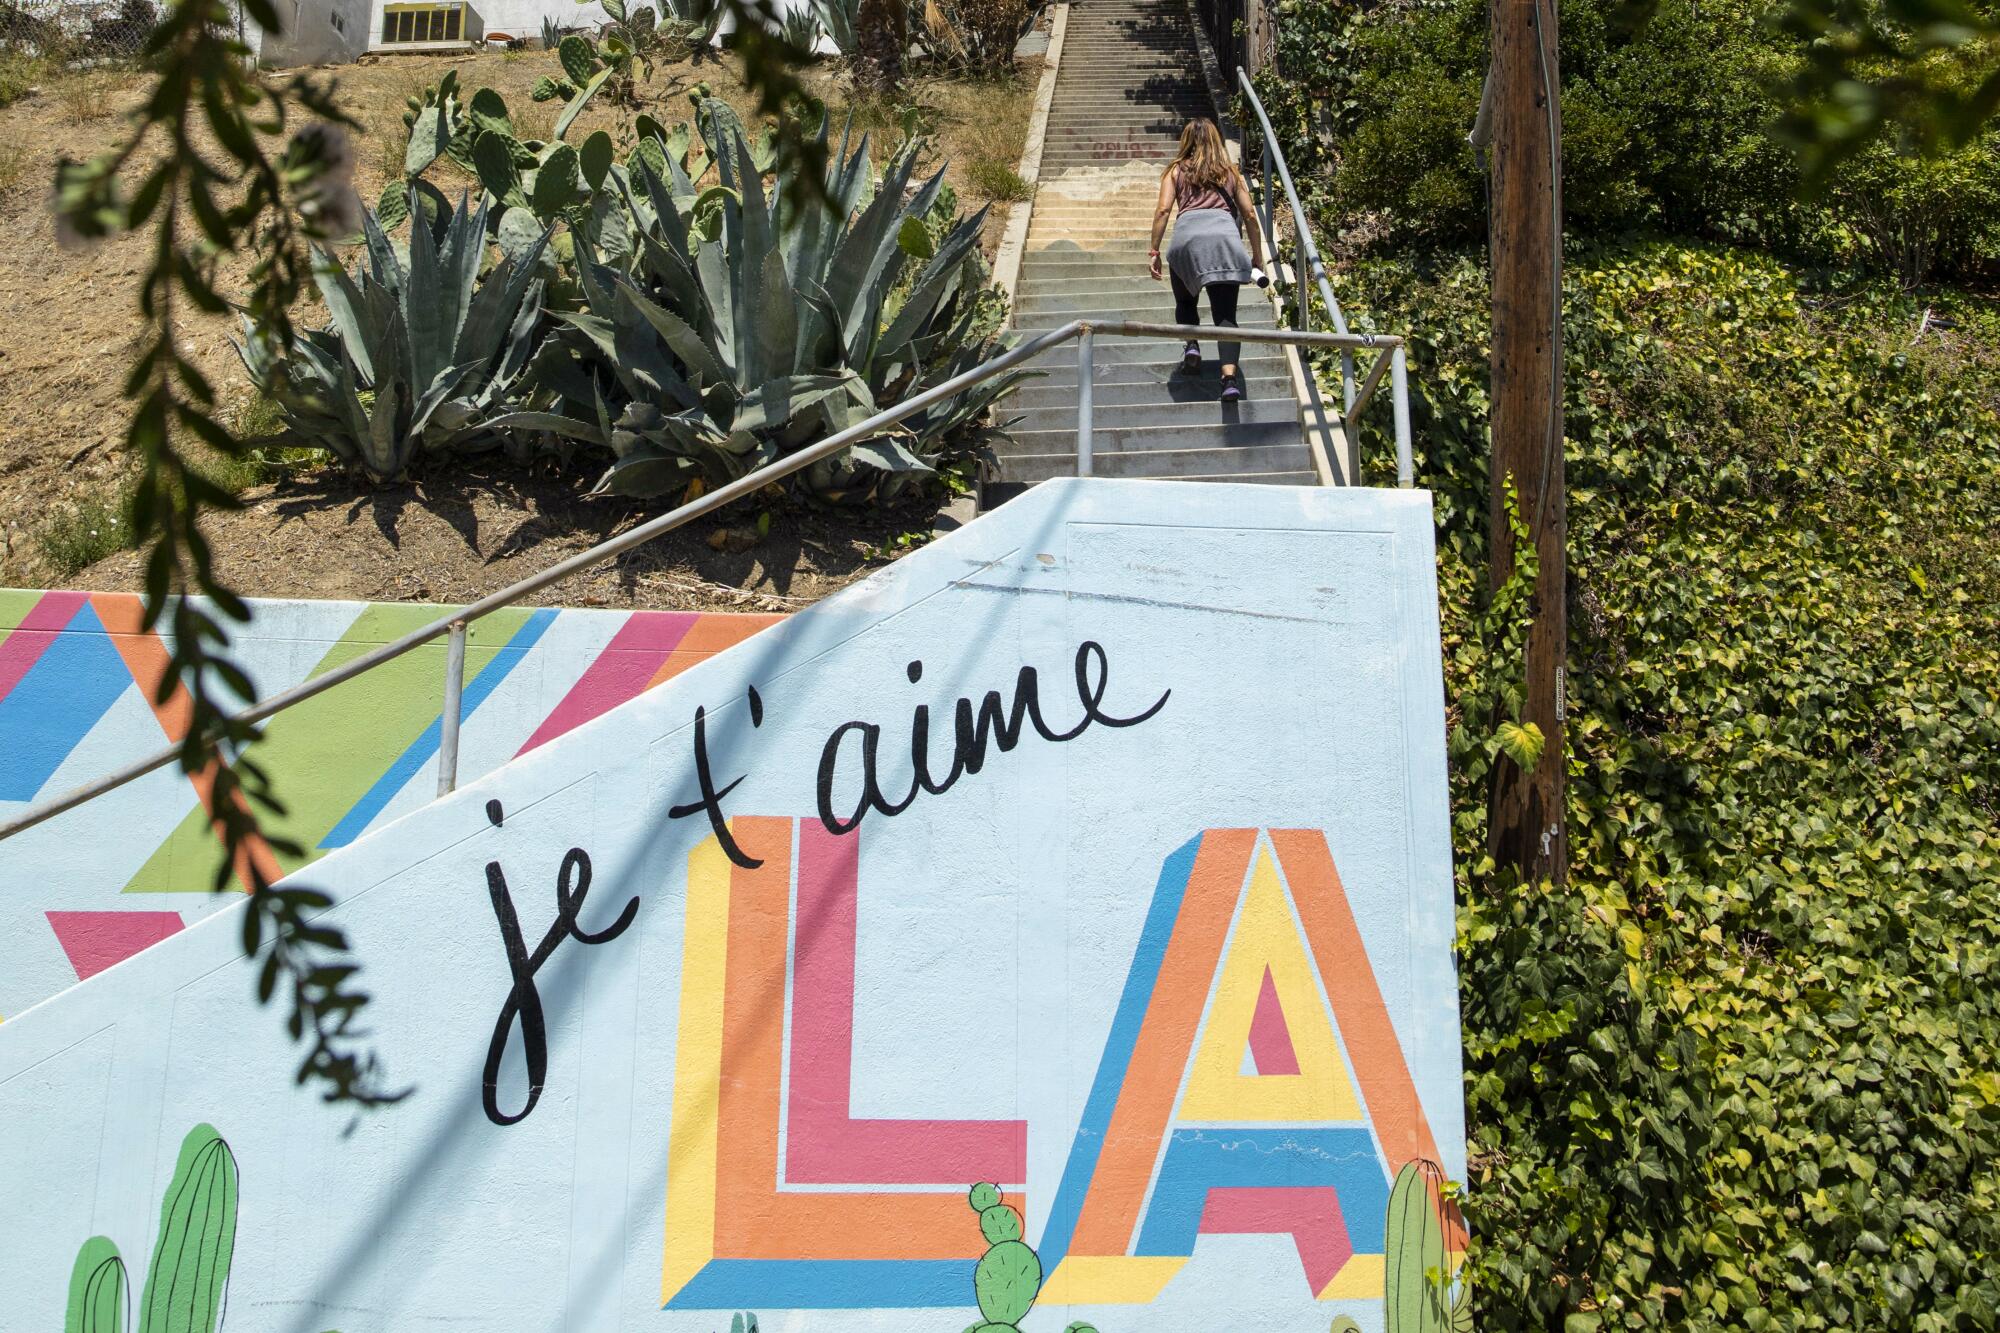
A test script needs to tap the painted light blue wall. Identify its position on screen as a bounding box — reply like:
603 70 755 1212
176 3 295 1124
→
0 478 1463 1332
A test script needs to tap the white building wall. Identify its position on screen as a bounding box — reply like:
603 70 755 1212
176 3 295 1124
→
254 0 372 65
360 0 815 49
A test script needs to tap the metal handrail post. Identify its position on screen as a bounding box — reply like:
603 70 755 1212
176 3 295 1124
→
437 620 468 797
1076 326 1095 477
1343 347 1398 434
1391 344 1414 487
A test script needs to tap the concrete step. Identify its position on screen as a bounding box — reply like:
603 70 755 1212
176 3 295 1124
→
1000 439 1315 481
1014 285 1279 306
1016 277 1253 298
1000 416 1302 455
1008 373 1294 409
980 470 1316 507
1015 340 1292 371
1014 309 1282 333
1009 395 1301 433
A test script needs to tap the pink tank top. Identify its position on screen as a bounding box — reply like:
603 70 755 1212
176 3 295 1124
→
1174 167 1236 215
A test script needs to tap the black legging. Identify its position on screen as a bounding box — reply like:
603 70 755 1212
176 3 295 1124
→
1170 272 1240 370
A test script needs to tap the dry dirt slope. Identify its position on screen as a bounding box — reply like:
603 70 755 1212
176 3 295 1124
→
0 45 1037 610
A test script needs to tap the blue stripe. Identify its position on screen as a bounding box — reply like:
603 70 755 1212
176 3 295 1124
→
319 608 559 848
0 603 132 801
1034 832 1204 1269
1133 1127 1391 1256
664 1259 971 1309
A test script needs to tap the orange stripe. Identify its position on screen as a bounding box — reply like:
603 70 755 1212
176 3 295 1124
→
1270 828 1441 1169
645 614 784 690
1069 828 1256 1257
90 592 281 892
712 817 996 1260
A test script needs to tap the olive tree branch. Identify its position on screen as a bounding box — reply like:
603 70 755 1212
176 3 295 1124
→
52 0 401 1108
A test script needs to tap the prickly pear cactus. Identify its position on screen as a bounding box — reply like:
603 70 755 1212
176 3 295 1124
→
962 1183 1098 1333
138 1123 239 1333
728 1315 758 1333
65 1236 127 1333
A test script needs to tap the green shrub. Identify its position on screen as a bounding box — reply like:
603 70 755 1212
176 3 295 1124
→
0 47 48 109
1253 0 2000 280
1331 238 2000 1329
967 156 1028 202
39 494 135 578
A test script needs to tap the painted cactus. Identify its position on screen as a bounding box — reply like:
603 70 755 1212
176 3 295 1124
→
1384 1158 1470 1333
65 1237 127 1333
963 1183 1098 1333
64 1124 238 1333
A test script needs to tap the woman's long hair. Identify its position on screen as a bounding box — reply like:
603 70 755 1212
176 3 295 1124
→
1172 118 1233 193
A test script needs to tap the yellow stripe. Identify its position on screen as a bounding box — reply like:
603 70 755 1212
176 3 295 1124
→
1317 1252 1384 1300
1179 845 1362 1122
1039 1255 1188 1304
660 834 733 1305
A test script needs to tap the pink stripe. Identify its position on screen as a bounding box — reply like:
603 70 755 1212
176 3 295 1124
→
515 611 698 756
0 591 89 701
1198 1186 1351 1292
785 822 1027 1185
46 910 184 982
1248 965 1301 1075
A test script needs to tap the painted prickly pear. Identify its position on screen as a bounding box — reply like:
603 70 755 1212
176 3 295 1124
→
728 1314 758 1333
965 1183 1044 1330
975 1240 1041 1325
138 1123 238 1333
65 1236 127 1333
1384 1158 1468 1333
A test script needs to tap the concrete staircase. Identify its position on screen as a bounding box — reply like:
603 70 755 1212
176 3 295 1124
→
989 0 1317 501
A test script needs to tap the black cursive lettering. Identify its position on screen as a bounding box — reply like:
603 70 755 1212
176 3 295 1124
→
816 641 1168 835
483 829 640 1126
668 687 765 868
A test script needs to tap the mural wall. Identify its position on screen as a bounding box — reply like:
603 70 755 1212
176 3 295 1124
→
0 591 776 1018
0 478 1464 1332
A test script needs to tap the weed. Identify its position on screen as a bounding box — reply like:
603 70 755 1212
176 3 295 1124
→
967 156 1027 201
0 50 49 109
39 494 134 578
0 142 24 195
55 73 112 123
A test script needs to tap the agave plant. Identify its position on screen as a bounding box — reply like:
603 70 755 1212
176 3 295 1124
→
809 0 860 56
237 193 553 480
781 2 821 55
503 101 1026 502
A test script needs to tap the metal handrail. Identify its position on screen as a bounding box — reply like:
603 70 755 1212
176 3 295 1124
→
1235 64 1415 490
0 319 1408 844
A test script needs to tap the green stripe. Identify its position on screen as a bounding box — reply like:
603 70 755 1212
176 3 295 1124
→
0 589 49 642
124 604 532 892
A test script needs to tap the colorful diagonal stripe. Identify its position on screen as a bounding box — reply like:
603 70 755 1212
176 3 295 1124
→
319 608 558 848
0 599 134 801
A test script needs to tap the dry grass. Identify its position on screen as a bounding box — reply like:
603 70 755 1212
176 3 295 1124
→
0 141 23 195
55 71 118 123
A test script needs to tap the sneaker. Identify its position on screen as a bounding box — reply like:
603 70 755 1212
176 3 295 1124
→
1220 372 1243 402
1180 342 1201 375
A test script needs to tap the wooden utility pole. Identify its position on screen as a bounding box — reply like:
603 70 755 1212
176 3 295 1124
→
1486 0 1567 883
